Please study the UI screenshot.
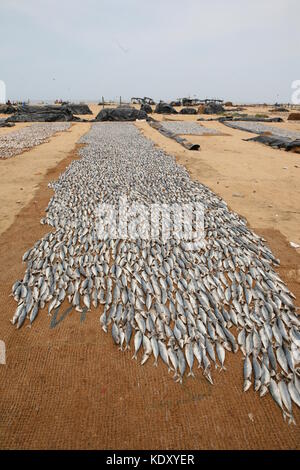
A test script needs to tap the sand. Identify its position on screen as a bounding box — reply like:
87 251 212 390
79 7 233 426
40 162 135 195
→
0 122 91 236
136 118 300 247
0 105 299 450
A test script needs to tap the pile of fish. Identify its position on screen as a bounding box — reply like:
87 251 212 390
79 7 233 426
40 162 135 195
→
160 121 219 135
223 120 300 140
0 122 71 158
11 123 300 423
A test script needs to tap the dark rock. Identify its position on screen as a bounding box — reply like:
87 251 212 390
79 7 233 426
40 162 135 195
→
140 103 152 114
154 102 178 114
179 107 197 115
95 106 147 121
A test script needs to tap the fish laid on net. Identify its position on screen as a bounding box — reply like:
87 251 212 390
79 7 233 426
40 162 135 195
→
11 123 300 424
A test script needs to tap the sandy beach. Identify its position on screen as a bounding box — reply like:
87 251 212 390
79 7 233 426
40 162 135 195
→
0 104 299 449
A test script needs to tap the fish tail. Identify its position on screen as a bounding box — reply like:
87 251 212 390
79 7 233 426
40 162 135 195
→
254 380 261 392
188 370 195 378
141 355 149 365
289 415 296 426
259 386 268 397
153 360 158 367
243 379 252 392
132 353 137 360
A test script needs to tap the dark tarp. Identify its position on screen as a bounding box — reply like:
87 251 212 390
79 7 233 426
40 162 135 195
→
95 106 148 121
220 116 283 123
140 103 152 114
201 102 225 114
0 119 15 127
0 104 16 114
6 105 80 122
149 120 200 151
268 107 289 112
245 134 300 153
288 113 300 121
154 102 178 114
62 104 92 115
179 107 197 115
170 100 181 107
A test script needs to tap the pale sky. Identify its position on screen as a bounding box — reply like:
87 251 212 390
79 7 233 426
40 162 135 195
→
0 0 299 103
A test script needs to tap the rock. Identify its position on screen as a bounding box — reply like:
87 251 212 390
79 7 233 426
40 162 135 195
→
95 106 148 121
140 103 152 114
154 102 178 114
288 112 300 121
224 101 233 107
179 107 197 115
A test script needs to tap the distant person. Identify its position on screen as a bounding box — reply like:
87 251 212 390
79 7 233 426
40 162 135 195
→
6 99 11 106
